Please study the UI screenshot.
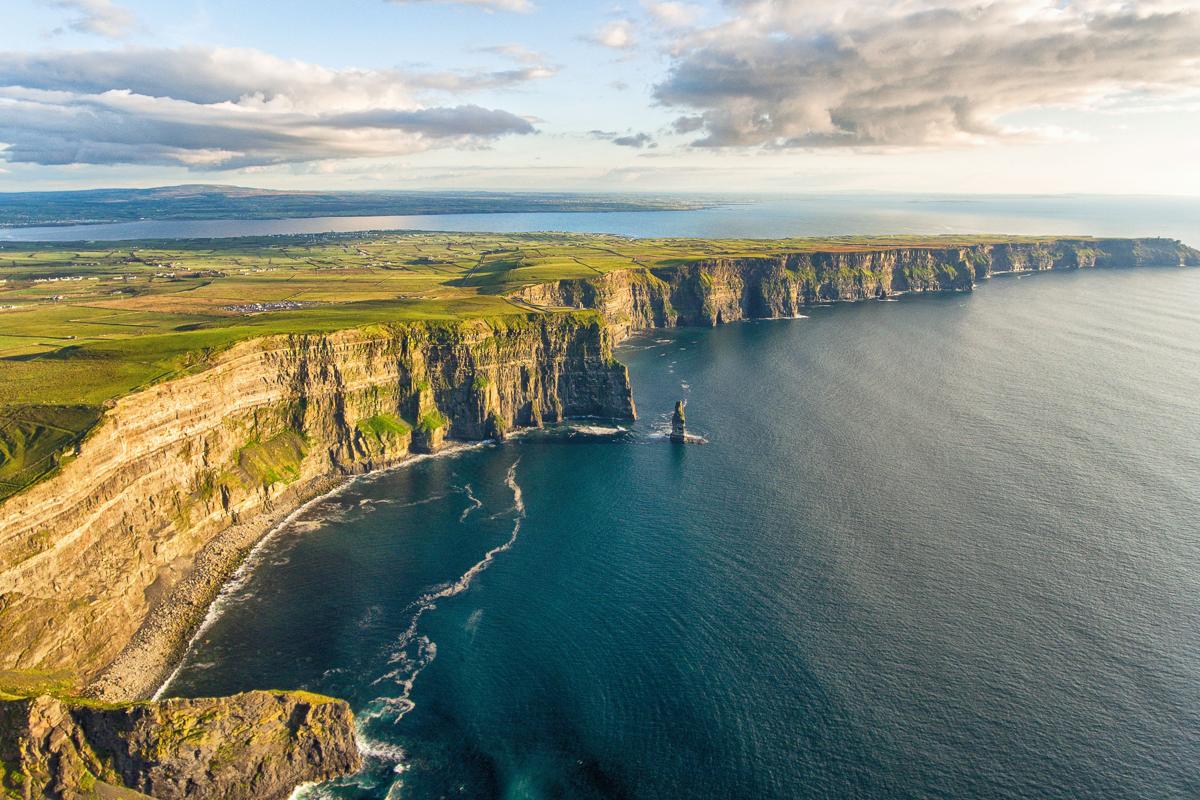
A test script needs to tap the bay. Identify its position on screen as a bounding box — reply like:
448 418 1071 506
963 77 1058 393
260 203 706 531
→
164 266 1200 800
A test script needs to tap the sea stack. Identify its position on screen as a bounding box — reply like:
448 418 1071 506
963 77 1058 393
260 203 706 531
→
671 400 687 443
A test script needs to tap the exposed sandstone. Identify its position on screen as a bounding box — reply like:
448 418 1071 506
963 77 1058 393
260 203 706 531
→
0 314 633 697
512 238 1200 339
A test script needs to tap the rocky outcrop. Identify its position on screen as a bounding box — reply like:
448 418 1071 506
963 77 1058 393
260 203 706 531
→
0 690 359 800
512 238 1200 338
0 313 633 697
670 401 687 444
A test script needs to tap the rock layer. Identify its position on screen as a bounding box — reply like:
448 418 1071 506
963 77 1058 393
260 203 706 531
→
0 690 359 800
512 238 1200 338
0 314 633 695
671 401 687 443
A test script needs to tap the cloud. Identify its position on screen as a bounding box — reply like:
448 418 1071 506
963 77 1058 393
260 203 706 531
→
45 0 138 39
642 1 704 29
654 0 1200 148
475 44 546 65
386 0 534 12
588 19 636 49
0 47 536 169
613 132 656 148
589 130 657 148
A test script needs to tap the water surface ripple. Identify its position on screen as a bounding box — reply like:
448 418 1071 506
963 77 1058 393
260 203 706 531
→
167 268 1200 800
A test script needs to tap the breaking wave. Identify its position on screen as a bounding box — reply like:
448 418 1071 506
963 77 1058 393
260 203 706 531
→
359 459 527 770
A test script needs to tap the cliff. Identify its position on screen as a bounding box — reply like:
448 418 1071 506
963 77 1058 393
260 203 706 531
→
512 238 1200 337
0 234 1192 798
0 313 633 700
0 690 359 800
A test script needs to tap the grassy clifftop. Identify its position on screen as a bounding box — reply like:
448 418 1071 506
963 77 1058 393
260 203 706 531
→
1 231 1192 500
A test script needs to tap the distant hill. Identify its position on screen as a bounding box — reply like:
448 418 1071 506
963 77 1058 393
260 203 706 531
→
0 185 712 227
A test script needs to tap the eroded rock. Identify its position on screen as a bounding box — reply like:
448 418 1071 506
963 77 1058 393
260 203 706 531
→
0 690 360 800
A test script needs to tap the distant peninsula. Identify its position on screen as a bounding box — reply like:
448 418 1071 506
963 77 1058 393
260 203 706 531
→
0 185 714 228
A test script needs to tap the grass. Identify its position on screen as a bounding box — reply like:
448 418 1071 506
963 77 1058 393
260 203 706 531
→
235 430 307 488
0 230 1113 501
356 413 412 454
0 668 80 700
417 409 449 434
0 405 103 499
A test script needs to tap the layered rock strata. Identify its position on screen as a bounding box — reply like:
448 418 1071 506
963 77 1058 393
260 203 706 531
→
0 314 633 698
512 238 1200 339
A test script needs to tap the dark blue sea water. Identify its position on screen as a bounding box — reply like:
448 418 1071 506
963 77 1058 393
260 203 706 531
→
4 194 1200 244
163 267 1200 799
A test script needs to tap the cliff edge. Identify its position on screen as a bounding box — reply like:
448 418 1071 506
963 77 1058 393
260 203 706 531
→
0 313 633 700
512 238 1200 339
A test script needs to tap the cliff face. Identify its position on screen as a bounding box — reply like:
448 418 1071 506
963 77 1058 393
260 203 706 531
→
513 238 1200 336
0 690 359 800
0 314 633 693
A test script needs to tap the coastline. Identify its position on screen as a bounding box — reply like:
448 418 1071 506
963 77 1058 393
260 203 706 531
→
84 471 357 701
92 438 502 703
35 238 1200 705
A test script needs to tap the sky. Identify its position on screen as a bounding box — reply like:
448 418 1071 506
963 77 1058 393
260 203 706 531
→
1 0 1199 194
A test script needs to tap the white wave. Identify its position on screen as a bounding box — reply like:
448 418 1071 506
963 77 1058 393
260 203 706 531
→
569 424 627 436
152 477 357 699
459 483 483 522
397 493 454 509
154 440 494 700
364 458 526 751
288 782 318 800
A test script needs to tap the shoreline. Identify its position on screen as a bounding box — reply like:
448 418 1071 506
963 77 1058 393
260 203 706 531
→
84 471 359 701
62 249 1200 703
87 436 509 703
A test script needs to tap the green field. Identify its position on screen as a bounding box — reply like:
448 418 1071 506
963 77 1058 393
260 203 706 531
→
0 230 1072 500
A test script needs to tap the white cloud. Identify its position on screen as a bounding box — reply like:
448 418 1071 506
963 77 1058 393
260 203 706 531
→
655 0 1200 148
642 1 704 29
387 0 534 12
45 0 138 39
475 44 546 65
0 47 537 169
588 19 637 49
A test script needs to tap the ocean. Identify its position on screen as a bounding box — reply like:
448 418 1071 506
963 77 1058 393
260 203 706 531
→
163 265 1200 799
3 194 1200 245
